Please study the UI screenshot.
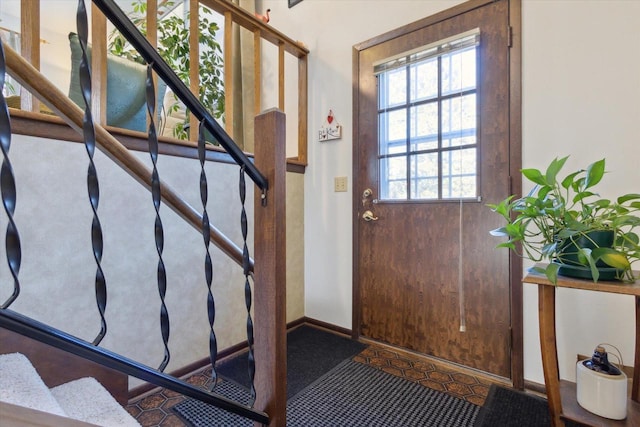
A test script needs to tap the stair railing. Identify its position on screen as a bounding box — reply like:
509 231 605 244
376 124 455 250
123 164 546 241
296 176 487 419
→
0 0 288 424
92 0 268 191
7 0 309 168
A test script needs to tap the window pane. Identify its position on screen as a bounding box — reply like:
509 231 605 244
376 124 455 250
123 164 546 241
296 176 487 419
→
379 109 407 155
410 153 439 199
410 58 437 102
409 102 438 151
376 34 479 202
379 68 406 109
380 156 407 200
441 94 476 148
441 148 477 198
441 47 476 96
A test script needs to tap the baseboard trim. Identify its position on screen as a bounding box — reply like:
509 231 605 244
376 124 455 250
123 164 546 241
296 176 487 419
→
524 379 546 395
300 316 353 337
128 317 334 400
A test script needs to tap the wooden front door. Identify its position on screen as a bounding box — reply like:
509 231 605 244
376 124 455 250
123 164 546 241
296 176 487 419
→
353 0 519 379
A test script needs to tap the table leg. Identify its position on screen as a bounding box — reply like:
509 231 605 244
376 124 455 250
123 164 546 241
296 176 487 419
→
539 284 563 427
633 295 639 402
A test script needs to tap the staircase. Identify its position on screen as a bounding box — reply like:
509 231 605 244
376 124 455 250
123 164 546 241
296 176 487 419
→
0 353 139 426
1 0 293 424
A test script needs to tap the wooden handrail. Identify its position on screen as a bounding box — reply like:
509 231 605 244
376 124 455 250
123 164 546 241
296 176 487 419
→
200 0 308 58
4 43 249 269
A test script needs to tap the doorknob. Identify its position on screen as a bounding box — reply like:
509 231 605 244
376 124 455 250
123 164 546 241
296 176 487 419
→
362 188 373 206
362 210 379 221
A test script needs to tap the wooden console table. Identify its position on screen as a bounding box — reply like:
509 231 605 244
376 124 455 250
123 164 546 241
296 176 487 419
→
523 265 640 426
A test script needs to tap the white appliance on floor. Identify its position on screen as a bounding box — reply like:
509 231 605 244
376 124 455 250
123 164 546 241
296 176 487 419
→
576 345 627 420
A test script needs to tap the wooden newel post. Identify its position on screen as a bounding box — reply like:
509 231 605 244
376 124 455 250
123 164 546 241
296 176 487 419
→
253 108 287 426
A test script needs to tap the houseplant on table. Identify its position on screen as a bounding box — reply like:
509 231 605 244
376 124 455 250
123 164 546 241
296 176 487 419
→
488 156 640 284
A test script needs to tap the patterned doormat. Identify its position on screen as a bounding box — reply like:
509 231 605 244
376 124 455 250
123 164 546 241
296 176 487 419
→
173 359 479 426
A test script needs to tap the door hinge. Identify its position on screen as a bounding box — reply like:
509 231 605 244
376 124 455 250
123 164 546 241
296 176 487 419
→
507 25 513 48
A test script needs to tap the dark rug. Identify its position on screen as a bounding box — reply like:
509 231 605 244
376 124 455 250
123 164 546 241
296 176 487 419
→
174 359 480 426
474 384 581 427
215 324 367 398
474 384 550 427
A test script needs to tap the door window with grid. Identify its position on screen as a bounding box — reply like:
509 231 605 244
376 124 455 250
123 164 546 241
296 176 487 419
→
375 30 479 201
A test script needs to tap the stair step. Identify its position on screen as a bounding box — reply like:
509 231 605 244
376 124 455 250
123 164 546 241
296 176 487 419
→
0 352 140 426
52 377 139 427
0 353 67 417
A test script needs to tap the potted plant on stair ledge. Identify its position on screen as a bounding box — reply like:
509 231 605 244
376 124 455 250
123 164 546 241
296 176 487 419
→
488 156 640 284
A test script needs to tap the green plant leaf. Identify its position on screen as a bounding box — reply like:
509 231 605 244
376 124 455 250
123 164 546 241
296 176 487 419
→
584 158 606 189
573 191 597 204
576 248 601 282
618 193 640 204
615 231 639 249
593 248 630 269
577 247 591 265
489 227 509 237
487 196 515 219
537 185 552 199
545 156 569 185
543 263 560 285
496 242 516 250
613 215 640 228
542 241 558 257
592 199 611 209
521 168 546 186
557 228 578 239
561 170 580 190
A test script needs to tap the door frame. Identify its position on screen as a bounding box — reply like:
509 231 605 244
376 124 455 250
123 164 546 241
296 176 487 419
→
351 0 523 388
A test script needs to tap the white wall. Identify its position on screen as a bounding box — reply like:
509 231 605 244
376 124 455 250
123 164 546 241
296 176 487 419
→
263 0 640 384
0 136 254 389
521 0 639 384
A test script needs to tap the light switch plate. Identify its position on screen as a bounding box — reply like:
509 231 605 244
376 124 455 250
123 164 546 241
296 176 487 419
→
334 176 348 192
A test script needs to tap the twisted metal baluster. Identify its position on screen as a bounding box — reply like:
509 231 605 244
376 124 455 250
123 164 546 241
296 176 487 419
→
0 40 22 309
240 166 256 403
77 0 107 345
146 66 170 371
197 121 218 389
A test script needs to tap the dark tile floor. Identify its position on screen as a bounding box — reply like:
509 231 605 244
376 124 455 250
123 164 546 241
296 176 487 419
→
126 343 506 426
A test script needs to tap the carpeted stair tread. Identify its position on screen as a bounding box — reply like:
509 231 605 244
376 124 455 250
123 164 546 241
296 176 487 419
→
52 377 140 427
0 352 67 417
0 352 140 426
